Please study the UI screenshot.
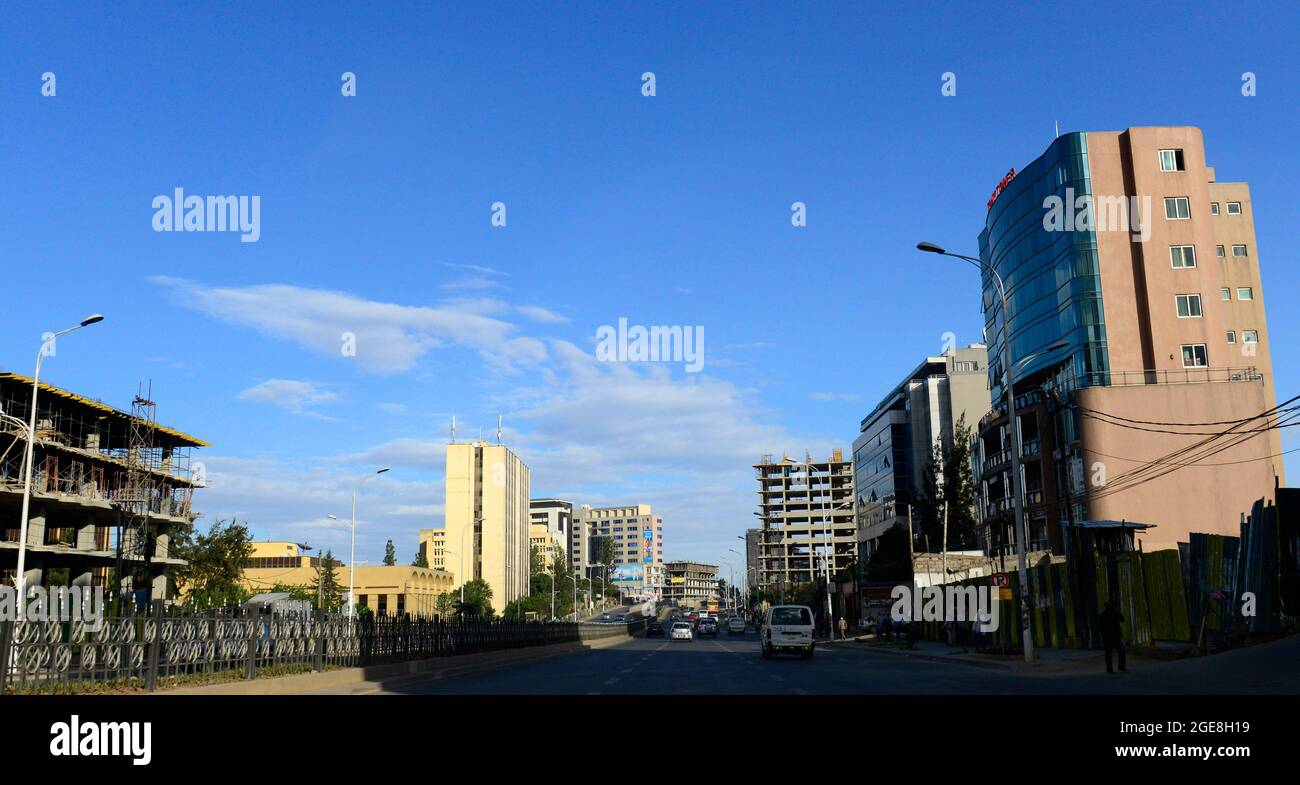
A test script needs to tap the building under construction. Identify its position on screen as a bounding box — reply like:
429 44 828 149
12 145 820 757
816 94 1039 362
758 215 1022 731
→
0 373 207 601
754 451 855 591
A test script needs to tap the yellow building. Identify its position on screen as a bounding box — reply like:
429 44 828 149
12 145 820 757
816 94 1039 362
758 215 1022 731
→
240 541 454 616
437 440 532 608
529 523 561 571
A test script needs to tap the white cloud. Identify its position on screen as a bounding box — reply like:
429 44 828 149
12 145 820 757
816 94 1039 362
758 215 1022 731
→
150 276 548 373
238 379 340 413
516 305 569 324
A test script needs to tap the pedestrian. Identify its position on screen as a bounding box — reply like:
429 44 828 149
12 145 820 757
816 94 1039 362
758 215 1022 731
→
881 613 893 642
1099 600 1127 673
837 615 848 640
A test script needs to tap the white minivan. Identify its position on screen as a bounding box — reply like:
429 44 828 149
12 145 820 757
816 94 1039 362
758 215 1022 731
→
760 605 815 659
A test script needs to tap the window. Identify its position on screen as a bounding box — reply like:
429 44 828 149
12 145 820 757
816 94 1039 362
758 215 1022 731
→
1175 294 1202 318
1220 288 1231 300
1237 287 1253 300
1164 197 1190 219
1210 202 1220 215
1181 344 1208 368
1242 330 1258 343
1226 331 1236 344
1227 202 1242 214
1159 149 1185 171
1232 244 1248 257
1169 245 1197 268
1216 245 1226 258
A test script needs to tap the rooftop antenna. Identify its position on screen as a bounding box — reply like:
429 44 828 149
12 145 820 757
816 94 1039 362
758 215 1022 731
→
450 415 456 444
496 414 503 445
1055 119 1060 138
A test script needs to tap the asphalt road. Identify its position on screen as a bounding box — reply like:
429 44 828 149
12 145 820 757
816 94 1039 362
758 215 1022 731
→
375 625 1300 695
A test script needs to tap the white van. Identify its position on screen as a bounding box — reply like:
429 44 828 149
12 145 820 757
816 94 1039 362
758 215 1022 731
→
760 605 816 659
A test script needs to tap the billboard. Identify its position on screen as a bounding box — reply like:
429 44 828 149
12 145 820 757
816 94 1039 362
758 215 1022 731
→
610 564 645 585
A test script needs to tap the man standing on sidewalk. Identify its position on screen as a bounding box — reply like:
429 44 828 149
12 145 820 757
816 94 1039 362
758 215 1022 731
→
1099 600 1127 673
837 615 848 640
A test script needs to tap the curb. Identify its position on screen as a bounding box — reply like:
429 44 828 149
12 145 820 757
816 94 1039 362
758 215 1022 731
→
160 633 634 695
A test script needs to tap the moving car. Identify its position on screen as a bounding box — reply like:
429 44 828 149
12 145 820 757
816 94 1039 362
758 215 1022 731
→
670 621 693 641
647 621 665 637
697 617 719 638
760 605 816 659
727 616 746 635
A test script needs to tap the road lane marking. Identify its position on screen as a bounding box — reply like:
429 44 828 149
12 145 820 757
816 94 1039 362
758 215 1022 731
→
769 674 785 682
791 687 809 695
604 676 621 685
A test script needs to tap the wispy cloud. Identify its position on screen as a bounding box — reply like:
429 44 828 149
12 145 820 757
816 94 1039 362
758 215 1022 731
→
150 276 549 373
238 379 340 414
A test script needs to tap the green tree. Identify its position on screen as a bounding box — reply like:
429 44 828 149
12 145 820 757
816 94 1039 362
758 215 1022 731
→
313 549 345 610
434 591 457 618
411 542 429 568
864 523 913 582
910 414 979 553
170 518 254 606
456 578 495 618
383 539 397 566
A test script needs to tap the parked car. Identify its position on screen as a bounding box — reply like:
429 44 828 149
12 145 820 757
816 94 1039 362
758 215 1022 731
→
670 621 694 641
727 616 746 635
647 621 665 637
697 618 719 638
760 605 816 659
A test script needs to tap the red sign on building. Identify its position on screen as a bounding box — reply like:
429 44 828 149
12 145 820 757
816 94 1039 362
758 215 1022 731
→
987 168 1017 208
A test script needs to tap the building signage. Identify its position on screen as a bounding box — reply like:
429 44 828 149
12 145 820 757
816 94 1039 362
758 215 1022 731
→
987 168 1017 209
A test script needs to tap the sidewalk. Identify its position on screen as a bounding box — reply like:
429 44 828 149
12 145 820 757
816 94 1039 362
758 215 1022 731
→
820 634 1164 676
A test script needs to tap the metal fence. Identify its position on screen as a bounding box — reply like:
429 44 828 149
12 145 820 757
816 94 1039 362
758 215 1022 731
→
0 605 638 694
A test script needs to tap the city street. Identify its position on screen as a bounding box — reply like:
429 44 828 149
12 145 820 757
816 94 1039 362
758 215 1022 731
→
363 626 1300 696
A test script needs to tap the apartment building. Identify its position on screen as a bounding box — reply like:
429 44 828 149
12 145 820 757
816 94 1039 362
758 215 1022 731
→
528 523 562 571
972 127 1284 554
573 503 664 599
529 498 572 567
852 345 991 556
754 451 855 590
431 440 532 608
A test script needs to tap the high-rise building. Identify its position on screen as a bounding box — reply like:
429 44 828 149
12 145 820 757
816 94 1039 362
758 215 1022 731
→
438 440 531 608
573 503 664 599
972 126 1284 554
529 498 572 567
852 345 991 556
754 451 855 590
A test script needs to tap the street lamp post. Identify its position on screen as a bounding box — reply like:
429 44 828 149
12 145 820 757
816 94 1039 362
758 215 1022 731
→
917 241 1060 662
345 467 389 618
15 314 103 608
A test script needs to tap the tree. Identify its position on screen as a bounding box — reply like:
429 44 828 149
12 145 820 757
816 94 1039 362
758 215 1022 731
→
456 578 495 618
383 539 397 566
910 414 979 553
411 542 429 568
313 549 344 611
434 591 457 618
170 518 254 606
865 523 913 582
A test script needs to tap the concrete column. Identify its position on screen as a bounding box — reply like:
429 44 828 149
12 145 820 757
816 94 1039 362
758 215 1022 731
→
23 557 44 594
153 528 170 561
76 514 98 551
24 503 47 547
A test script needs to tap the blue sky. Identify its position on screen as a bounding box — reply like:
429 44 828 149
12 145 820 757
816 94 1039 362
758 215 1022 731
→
2 3 1297 574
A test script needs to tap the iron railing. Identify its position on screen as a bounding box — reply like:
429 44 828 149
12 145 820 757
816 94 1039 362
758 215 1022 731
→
0 605 638 694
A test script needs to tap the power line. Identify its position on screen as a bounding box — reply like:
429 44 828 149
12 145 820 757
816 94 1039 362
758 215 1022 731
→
1076 393 1300 427
1086 445 1300 469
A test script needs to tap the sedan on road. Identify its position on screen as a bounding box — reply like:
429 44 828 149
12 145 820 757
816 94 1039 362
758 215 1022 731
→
727 616 746 635
670 621 694 641
647 621 665 637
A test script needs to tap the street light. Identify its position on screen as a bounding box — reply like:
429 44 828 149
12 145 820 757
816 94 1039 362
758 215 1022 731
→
917 241 1066 662
344 467 389 618
15 314 104 607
